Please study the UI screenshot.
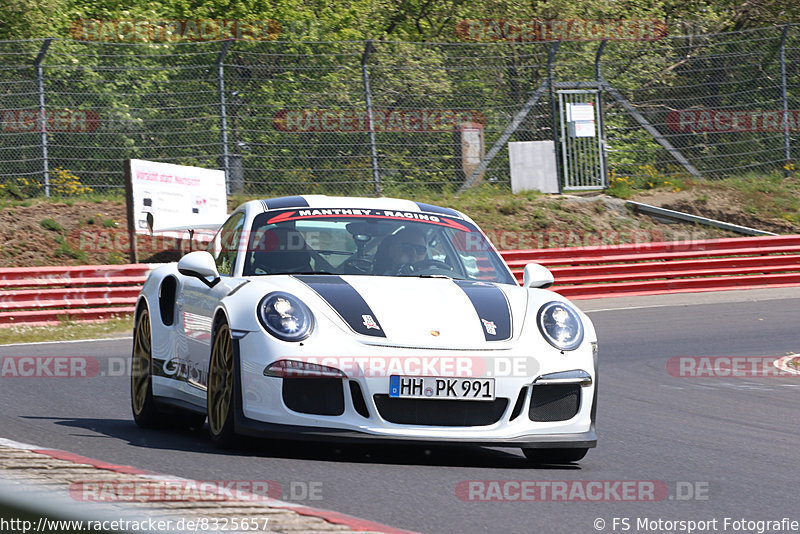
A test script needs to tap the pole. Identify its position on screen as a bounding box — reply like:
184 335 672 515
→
548 42 562 193
779 24 791 177
217 40 233 193
595 40 609 187
361 41 381 196
34 38 53 197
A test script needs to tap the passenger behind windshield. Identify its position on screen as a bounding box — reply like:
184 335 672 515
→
372 228 428 275
241 212 517 285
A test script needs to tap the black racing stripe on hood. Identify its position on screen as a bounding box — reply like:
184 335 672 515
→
454 280 512 341
293 275 386 338
264 196 309 210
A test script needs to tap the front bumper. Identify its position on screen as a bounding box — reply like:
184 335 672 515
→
233 416 597 449
233 333 598 448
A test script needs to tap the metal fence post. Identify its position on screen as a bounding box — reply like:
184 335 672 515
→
217 40 233 194
595 40 609 186
779 24 791 177
34 38 53 197
547 42 562 193
361 41 381 196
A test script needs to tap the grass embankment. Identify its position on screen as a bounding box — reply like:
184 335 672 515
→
0 316 133 345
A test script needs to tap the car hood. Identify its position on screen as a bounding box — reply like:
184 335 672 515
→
249 274 528 349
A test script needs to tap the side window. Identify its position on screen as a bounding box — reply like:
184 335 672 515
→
429 229 466 278
211 212 245 276
427 230 449 263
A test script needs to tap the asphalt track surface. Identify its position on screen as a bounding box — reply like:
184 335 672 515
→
1 287 799 534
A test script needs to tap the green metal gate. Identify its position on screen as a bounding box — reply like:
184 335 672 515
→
557 89 607 190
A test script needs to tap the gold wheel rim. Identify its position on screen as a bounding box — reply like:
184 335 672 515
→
208 324 233 436
131 309 152 415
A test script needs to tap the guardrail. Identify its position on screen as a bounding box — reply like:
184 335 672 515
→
2 235 800 327
503 234 800 299
0 265 150 327
625 201 778 236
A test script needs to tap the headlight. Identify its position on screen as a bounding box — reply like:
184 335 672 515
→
257 292 313 342
537 301 584 351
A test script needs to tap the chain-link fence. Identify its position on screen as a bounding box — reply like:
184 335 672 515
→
0 25 798 197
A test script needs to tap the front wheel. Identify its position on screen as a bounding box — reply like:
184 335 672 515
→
208 321 237 448
522 447 588 464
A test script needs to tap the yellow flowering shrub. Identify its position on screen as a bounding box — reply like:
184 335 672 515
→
50 167 93 196
0 177 41 199
606 165 686 199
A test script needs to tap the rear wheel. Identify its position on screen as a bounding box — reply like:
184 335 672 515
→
522 447 588 464
131 307 206 430
208 321 237 448
131 308 160 428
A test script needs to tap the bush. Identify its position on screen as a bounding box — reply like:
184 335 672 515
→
50 167 93 196
0 178 41 199
40 218 63 232
606 165 687 199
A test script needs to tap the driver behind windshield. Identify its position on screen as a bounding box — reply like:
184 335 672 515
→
372 228 427 275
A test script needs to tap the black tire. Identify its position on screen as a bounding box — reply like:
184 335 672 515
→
522 447 589 464
207 320 237 448
131 306 207 431
131 307 160 428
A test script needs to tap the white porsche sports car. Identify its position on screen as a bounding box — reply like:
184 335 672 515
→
131 195 598 463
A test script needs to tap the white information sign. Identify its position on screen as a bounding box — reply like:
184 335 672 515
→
567 102 595 122
127 159 227 234
569 120 597 138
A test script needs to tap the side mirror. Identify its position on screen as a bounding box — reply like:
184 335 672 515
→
178 251 220 287
522 263 554 289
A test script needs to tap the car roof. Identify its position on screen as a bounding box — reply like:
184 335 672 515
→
244 195 465 220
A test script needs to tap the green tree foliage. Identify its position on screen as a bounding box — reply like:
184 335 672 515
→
0 0 64 39
2 0 799 41
0 0 798 196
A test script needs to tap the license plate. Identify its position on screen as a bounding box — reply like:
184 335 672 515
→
389 376 495 401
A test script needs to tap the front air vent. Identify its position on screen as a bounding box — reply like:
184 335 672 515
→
282 378 345 416
529 384 580 422
349 381 370 418
373 395 508 426
509 387 528 421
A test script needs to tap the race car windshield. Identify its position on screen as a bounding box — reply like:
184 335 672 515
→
241 209 516 285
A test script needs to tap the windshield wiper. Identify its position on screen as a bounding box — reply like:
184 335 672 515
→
252 270 338 276
284 271 337 275
404 274 467 280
